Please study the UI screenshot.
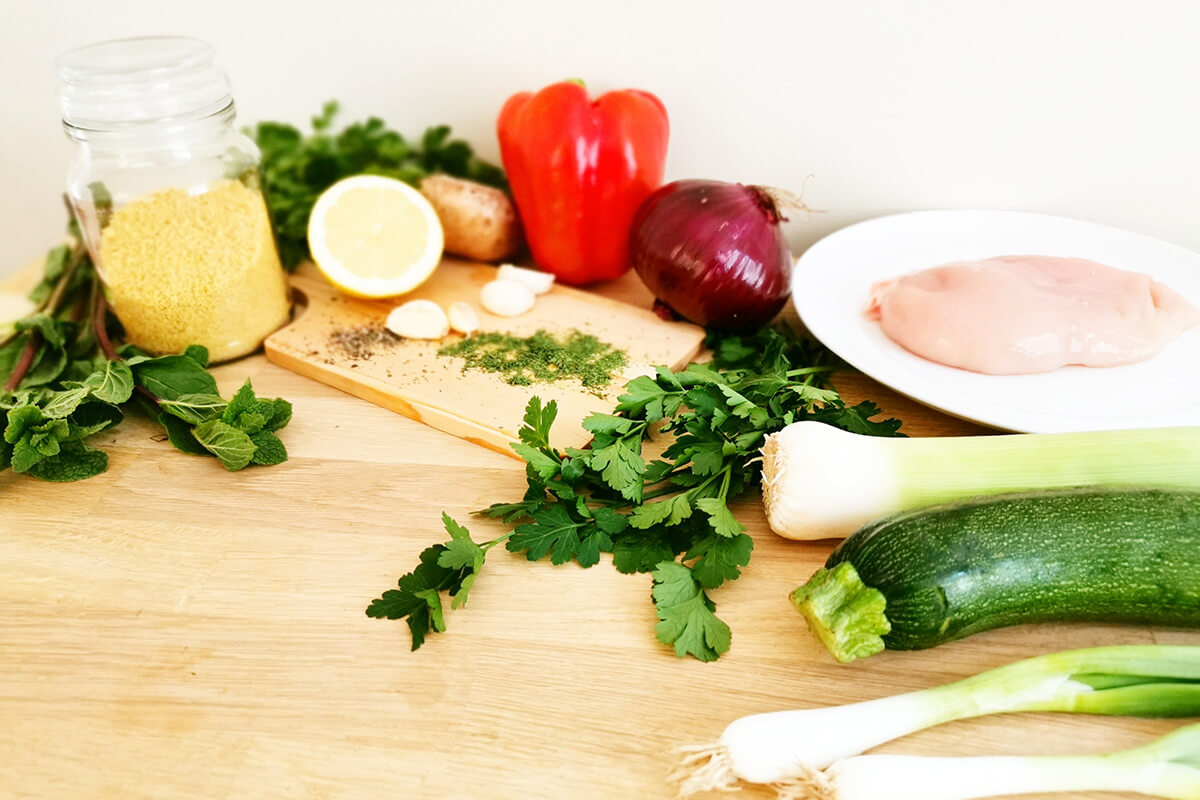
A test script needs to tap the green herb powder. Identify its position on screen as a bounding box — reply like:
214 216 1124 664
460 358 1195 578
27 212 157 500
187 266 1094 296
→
438 329 628 391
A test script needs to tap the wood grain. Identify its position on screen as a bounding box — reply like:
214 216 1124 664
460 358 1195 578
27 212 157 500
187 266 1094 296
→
1 259 1196 800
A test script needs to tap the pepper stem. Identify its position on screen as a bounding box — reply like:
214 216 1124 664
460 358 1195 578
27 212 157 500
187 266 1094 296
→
790 562 891 663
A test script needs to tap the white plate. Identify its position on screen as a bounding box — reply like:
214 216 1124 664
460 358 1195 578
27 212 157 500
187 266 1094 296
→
793 210 1200 432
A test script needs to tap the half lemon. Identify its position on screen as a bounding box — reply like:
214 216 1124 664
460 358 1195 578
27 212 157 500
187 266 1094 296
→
307 175 445 298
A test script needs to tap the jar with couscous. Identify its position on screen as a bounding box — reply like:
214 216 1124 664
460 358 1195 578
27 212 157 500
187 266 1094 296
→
56 36 291 363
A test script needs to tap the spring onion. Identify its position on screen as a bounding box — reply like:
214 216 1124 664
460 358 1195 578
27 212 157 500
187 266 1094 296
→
802 725 1200 800
761 422 1200 540
672 646 1200 795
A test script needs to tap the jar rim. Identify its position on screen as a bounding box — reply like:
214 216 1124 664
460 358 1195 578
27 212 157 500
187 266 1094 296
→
57 36 234 134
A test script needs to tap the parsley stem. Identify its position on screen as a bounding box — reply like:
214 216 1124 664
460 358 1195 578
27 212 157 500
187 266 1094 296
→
786 366 837 378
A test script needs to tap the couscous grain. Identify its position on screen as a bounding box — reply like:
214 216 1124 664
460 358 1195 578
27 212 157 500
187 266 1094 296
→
98 178 290 362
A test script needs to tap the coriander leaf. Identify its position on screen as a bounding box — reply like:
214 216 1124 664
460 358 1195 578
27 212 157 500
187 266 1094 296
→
574 527 613 569
249 430 287 466
588 436 645 501
517 396 557 450
581 413 635 436
791 383 841 405
511 442 560 481
685 533 754 589
688 441 728 476
693 497 747 538
158 392 227 425
25 441 107 482
629 493 693 529
590 506 629 535
815 402 904 437
366 544 473 650
508 504 590 565
191 419 256 471
82 360 133 404
612 530 676 575
436 513 484 572
651 561 731 662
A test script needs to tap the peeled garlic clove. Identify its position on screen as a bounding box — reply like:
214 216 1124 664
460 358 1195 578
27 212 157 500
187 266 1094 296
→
498 263 555 295
447 301 479 335
480 279 536 317
385 299 450 339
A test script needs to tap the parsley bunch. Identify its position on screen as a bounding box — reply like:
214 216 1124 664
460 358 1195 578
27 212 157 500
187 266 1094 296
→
251 101 508 268
368 327 902 660
1 217 293 484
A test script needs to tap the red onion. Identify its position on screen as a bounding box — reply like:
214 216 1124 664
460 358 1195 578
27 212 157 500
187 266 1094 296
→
629 179 795 330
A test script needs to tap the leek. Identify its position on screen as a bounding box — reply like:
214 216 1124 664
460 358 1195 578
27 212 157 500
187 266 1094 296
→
809 725 1200 800
672 646 1200 795
761 422 1200 540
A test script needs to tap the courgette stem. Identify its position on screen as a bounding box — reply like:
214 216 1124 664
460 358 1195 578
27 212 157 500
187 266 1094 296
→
789 563 890 663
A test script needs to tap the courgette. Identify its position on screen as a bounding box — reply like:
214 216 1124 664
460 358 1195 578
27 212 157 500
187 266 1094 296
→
791 488 1200 662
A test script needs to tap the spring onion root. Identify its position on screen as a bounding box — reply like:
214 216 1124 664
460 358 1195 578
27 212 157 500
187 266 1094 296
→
671 646 1200 795
761 422 1200 540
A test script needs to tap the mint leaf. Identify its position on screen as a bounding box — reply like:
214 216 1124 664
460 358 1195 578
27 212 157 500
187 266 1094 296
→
651 561 731 662
191 419 256 471
133 354 219 400
158 392 227 425
83 360 134 404
183 345 210 367
41 383 91 419
25 441 107 482
249 430 287 465
222 379 257 424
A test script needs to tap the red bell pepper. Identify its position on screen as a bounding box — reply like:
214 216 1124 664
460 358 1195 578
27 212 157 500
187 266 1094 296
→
497 81 669 285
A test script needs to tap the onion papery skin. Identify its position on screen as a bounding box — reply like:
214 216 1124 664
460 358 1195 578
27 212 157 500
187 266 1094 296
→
629 180 794 331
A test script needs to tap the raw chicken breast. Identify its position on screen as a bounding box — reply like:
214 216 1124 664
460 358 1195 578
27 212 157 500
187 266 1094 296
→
866 255 1200 374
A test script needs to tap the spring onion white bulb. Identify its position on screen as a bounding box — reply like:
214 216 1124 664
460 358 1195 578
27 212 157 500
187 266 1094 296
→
761 422 1200 540
672 646 1200 796
808 726 1200 800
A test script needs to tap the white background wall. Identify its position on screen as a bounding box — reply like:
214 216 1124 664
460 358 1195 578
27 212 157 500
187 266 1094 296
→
3 0 1198 275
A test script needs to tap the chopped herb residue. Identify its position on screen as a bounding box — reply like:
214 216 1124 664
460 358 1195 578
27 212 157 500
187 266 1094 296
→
438 329 628 390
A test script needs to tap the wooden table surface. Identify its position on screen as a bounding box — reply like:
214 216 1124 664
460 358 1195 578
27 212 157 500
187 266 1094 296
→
2 261 1196 800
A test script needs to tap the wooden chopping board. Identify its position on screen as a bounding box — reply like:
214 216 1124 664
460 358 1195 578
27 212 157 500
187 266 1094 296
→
264 259 706 456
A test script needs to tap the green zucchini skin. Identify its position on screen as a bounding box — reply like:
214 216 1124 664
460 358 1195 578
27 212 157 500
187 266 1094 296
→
826 488 1200 650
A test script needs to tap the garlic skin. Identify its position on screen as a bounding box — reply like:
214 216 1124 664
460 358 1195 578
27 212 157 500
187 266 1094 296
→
498 263 555 295
447 301 480 335
385 299 450 339
480 279 536 317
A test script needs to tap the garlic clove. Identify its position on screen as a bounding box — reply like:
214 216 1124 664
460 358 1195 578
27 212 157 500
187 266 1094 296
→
480 279 536 317
385 299 450 339
447 301 480 335
498 263 555 295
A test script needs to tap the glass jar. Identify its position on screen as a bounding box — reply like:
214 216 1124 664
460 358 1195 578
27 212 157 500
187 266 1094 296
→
56 36 291 363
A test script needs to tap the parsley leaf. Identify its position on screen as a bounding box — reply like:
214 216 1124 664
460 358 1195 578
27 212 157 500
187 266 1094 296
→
652 562 731 662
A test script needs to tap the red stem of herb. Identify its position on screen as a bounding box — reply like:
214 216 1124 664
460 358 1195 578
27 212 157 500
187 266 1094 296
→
3 334 39 392
93 290 119 362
